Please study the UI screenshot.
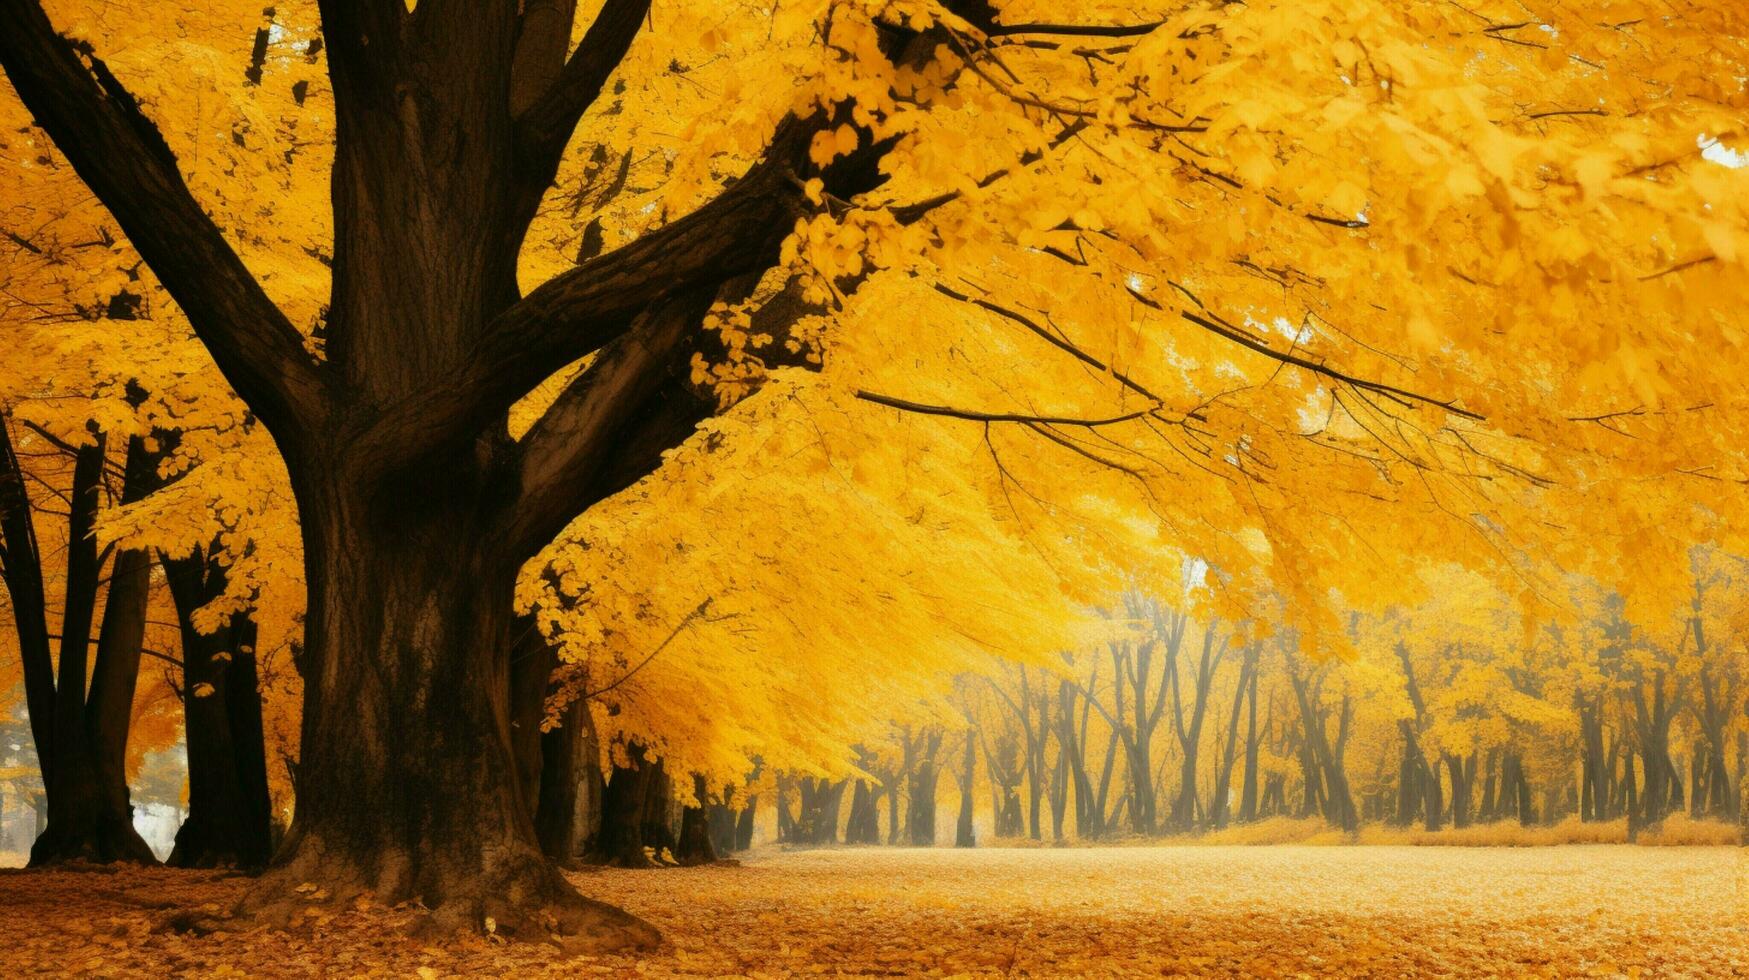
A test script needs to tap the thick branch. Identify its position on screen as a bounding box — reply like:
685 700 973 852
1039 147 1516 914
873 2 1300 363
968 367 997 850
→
0 1 329 440
505 292 710 557
986 21 1164 39
508 0 580 116
357 116 828 469
514 0 650 161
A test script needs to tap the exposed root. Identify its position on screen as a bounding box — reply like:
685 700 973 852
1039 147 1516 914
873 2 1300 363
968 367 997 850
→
231 839 662 954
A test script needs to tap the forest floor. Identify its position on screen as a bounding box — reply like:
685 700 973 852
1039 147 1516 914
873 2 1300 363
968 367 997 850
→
0 845 1743 977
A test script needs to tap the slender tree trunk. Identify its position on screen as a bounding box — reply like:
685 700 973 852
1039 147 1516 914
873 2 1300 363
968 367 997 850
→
24 435 154 864
30 544 159 864
734 795 757 851
1239 668 1260 823
1210 648 1256 830
955 730 976 848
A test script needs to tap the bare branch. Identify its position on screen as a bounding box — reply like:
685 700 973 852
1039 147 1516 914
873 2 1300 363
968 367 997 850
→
514 0 651 162
857 391 1155 428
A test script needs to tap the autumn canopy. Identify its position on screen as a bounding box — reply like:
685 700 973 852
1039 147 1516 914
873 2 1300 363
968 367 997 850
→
1 0 1745 952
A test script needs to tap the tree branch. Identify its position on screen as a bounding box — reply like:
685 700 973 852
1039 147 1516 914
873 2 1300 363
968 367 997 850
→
1127 284 1483 421
856 391 1155 428
504 291 710 558
514 0 650 161
0 1 330 441
355 115 828 469
986 21 1165 39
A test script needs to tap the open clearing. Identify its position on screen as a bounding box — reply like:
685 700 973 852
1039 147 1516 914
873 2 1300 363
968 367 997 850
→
1 846 1743 977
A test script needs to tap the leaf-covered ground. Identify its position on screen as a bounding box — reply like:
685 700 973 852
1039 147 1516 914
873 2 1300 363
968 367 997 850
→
0 845 1742 977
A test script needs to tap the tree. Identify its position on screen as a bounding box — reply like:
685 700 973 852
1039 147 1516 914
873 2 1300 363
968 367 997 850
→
0 419 160 864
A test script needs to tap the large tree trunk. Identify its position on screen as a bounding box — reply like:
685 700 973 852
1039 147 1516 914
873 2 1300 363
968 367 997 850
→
589 743 656 868
253 509 655 945
1 0 987 948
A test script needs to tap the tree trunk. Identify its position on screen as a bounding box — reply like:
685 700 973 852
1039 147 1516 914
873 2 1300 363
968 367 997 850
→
735 796 757 851
1238 668 1260 823
955 730 976 848
845 779 881 845
641 760 678 858
27 434 159 866
907 732 943 846
590 744 655 867
534 699 591 861
675 774 716 865
509 620 555 832
1210 647 1256 831
163 555 273 869
30 542 159 864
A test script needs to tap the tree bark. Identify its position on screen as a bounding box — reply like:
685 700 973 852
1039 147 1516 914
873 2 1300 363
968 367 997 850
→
161 551 273 869
675 774 716 865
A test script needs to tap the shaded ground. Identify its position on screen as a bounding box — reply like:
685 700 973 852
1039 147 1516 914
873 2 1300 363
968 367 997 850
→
0 845 1742 976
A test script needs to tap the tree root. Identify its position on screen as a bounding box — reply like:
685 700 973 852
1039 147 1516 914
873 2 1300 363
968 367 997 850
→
226 843 661 954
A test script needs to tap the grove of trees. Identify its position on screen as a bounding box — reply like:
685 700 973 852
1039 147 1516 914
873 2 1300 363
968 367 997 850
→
2 0 1746 953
